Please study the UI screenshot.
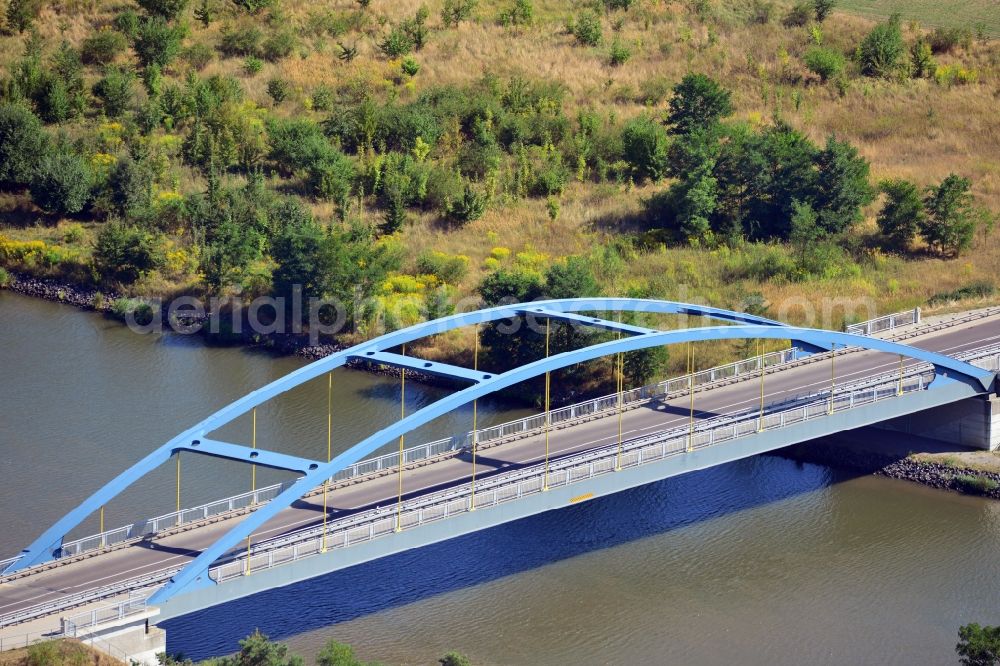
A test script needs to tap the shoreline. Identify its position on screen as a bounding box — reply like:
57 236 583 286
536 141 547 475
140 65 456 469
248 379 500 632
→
777 431 1000 500
5 271 998 501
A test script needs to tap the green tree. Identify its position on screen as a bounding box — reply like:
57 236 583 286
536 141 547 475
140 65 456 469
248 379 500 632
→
441 0 476 27
107 156 155 221
545 255 599 299
81 30 129 65
666 73 733 136
621 114 669 182
134 17 186 68
811 135 874 234
858 14 905 78
29 151 93 216
956 623 1000 666
921 174 977 256
316 640 362 666
672 160 718 242
876 178 925 251
211 630 304 666
812 0 835 22
137 0 189 20
498 0 532 26
93 66 136 118
804 47 845 82
0 103 48 186
93 222 164 284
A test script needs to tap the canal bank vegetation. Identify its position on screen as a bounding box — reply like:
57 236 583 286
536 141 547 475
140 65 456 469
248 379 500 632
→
156 629 472 666
0 0 998 388
0 639 122 666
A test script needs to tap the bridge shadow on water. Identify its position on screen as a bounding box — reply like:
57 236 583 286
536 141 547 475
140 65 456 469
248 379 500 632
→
162 453 858 660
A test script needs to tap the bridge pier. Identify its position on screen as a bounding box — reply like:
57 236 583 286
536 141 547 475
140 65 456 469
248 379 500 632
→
875 394 999 451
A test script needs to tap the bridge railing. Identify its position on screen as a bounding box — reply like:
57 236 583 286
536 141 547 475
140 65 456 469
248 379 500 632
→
846 308 920 336
208 370 935 583
61 592 152 637
7 346 799 572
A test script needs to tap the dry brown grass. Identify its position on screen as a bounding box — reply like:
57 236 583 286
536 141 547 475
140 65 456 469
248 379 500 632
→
1 0 999 334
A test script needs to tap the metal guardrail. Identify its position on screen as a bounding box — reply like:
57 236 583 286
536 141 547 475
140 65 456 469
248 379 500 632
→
0 629 64 652
209 370 936 583
846 308 920 336
2 347 800 574
0 566 175 629
5 343 996 626
61 592 152 637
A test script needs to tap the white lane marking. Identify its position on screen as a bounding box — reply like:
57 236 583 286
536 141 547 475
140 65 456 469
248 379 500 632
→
7 328 997 611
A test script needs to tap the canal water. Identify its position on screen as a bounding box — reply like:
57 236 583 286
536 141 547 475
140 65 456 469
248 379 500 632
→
1 291 997 664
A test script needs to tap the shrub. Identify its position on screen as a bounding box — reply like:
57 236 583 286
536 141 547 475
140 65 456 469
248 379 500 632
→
928 280 995 306
137 0 189 20
609 38 631 66
953 474 999 495
0 104 48 187
498 0 533 26
573 10 603 46
35 76 74 123
29 152 93 216
666 73 732 135
243 55 264 75
604 0 634 8
812 0 835 22
416 250 469 284
921 174 977 256
311 84 334 111
262 29 296 61
113 9 142 38
910 38 935 79
183 42 215 69
0 267 10 287
5 0 41 33
804 47 844 82
621 114 668 182
219 25 263 57
93 66 136 117
266 77 290 103
928 26 971 54
448 184 487 223
93 222 164 284
134 16 186 68
81 30 129 65
441 0 476 27
232 0 272 14
401 56 420 77
747 0 774 24
783 1 811 27
858 14 905 78
106 157 154 220
379 26 414 57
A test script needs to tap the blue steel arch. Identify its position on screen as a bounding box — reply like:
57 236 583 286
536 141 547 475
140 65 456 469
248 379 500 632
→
144 324 993 602
9 300 994 605
9 298 789 575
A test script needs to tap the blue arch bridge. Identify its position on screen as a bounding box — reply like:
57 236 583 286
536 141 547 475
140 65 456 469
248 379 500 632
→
0 299 997 660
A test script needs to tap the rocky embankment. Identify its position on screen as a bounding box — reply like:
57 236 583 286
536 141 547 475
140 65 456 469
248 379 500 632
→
779 439 1000 499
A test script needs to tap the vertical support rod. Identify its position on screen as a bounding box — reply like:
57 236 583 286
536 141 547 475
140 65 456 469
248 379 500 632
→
897 354 904 395
757 339 766 431
175 452 181 513
395 344 406 531
470 326 479 510
687 342 695 452
322 371 332 551
615 327 624 470
244 535 251 575
829 343 837 414
543 319 552 491
250 407 257 497
99 506 105 548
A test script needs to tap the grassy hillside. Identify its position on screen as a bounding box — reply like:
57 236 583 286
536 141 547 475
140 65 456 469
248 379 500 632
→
836 0 1000 36
0 0 997 377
